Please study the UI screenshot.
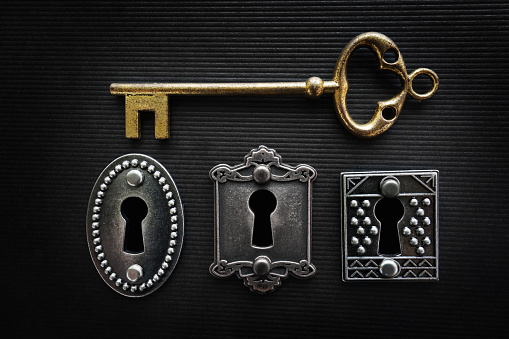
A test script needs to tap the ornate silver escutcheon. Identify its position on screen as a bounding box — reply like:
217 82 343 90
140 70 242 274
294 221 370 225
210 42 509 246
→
210 146 317 293
341 170 438 281
87 154 184 297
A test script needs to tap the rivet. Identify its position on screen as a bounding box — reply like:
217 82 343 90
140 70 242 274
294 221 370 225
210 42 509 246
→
126 264 144 282
253 256 271 276
379 259 400 278
126 169 144 187
253 166 271 184
380 177 400 198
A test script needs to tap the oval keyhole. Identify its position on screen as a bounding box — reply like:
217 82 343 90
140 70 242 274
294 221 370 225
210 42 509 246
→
249 189 277 248
375 198 404 255
121 197 148 254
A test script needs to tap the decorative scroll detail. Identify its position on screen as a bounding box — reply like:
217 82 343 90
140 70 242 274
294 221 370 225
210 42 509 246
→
210 259 316 293
273 166 317 182
210 145 316 183
245 146 282 167
210 166 251 183
245 275 282 293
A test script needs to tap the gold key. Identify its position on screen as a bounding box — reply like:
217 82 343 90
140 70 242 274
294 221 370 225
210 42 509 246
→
110 32 439 139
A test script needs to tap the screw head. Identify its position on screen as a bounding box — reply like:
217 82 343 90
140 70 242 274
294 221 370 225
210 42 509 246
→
380 177 400 198
253 256 271 276
253 166 271 184
126 169 144 187
379 259 400 278
126 264 144 282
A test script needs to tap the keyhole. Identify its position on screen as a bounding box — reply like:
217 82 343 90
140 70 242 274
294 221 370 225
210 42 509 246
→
375 198 404 255
249 189 277 248
121 197 148 254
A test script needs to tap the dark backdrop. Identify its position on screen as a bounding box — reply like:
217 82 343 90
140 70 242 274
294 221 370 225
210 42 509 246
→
2 1 508 337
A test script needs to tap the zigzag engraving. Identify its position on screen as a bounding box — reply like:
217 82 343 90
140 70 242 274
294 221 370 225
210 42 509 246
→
419 270 433 277
366 270 379 278
365 260 378 267
418 259 433 267
350 260 363 267
404 259 418 267
404 270 417 278
350 270 364 278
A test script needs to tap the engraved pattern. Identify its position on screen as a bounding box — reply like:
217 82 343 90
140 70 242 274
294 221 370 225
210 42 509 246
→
210 145 316 183
277 167 316 182
211 259 316 293
346 257 437 280
210 166 251 183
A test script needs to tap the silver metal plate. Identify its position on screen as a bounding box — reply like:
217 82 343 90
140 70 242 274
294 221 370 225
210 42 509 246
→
341 170 438 281
210 146 316 293
86 154 184 296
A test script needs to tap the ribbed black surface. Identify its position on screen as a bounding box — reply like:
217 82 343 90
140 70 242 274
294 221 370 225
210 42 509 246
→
2 1 508 337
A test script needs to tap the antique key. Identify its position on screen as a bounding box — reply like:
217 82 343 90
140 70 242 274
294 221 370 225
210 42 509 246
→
110 32 439 139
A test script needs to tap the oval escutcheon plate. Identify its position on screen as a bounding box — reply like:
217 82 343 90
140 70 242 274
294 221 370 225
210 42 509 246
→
87 154 184 297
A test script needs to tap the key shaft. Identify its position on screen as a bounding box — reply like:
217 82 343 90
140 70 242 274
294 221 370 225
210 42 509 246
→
111 78 338 99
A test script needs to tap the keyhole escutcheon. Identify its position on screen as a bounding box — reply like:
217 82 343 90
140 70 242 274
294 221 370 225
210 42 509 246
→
249 189 277 248
121 197 148 254
375 198 404 255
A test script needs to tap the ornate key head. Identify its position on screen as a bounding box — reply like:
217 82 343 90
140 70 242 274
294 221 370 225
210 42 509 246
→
333 32 439 138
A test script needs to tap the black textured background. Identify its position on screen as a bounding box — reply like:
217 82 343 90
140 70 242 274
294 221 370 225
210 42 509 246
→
2 1 508 337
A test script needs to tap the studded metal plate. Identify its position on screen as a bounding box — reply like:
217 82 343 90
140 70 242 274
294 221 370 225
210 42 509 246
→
86 154 184 296
341 170 438 281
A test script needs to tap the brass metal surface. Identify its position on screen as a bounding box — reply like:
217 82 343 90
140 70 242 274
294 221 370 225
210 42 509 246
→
332 32 439 137
111 32 438 139
124 95 168 139
111 80 339 96
408 68 440 101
